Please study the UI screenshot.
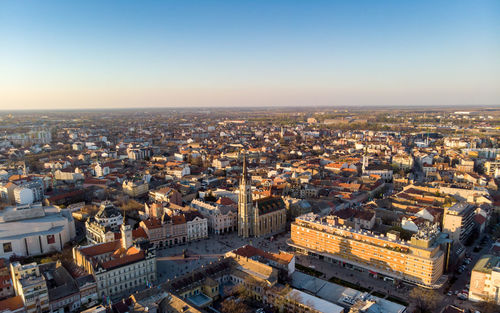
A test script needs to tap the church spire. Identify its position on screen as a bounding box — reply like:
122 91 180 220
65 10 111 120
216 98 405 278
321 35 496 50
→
242 153 248 183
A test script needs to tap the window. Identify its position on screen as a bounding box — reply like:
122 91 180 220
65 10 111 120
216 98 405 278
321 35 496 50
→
3 243 12 253
47 235 55 244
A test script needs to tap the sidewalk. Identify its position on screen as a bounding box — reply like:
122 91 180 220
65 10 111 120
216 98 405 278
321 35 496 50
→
295 255 411 299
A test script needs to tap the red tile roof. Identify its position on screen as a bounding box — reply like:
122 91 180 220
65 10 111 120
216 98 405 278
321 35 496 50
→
232 245 293 265
0 295 24 311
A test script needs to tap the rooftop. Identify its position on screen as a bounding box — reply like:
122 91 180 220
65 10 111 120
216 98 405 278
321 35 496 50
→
472 254 500 274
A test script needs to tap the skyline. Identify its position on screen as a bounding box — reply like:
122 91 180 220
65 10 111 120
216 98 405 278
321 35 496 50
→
1 0 499 110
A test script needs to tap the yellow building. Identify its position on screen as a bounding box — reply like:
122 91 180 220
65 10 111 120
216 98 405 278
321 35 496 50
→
290 213 446 288
122 180 149 197
10 262 50 313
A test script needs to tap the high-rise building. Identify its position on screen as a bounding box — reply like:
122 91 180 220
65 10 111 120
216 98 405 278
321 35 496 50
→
442 202 476 244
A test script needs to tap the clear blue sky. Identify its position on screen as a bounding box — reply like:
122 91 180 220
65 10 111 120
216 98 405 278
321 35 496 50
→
0 0 499 109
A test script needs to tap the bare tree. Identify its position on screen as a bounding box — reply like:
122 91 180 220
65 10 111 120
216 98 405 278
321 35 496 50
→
477 296 500 313
409 287 442 313
220 299 249 313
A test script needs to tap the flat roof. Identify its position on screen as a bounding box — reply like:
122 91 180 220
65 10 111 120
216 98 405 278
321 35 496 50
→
473 254 500 274
287 289 344 313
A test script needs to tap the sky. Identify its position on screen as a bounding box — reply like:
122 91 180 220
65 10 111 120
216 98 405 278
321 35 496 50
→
0 0 499 110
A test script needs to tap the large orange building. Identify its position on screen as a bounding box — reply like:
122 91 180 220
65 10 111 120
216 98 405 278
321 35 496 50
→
289 213 447 288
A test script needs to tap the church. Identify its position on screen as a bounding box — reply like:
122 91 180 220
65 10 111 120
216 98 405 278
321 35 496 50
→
238 156 287 238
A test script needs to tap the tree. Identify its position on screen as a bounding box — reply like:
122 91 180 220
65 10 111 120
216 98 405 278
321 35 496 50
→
220 299 249 313
478 297 500 313
409 287 442 313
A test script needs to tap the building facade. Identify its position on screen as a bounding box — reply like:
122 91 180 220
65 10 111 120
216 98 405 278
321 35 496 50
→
74 224 156 299
190 199 237 234
122 180 149 197
469 254 500 304
10 262 50 313
442 202 476 244
85 201 123 244
289 213 445 288
0 203 76 258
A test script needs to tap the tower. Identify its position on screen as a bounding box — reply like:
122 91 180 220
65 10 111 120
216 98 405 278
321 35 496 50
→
238 154 253 238
121 223 133 250
362 146 368 172
121 209 133 249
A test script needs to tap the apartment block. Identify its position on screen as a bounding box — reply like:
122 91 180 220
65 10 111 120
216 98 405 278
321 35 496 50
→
442 202 476 244
289 213 446 288
10 262 49 313
469 254 500 304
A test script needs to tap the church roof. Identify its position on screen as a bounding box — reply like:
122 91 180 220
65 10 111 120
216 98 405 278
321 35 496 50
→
255 197 286 215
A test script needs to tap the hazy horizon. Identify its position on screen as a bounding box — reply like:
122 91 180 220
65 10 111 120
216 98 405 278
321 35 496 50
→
1 0 499 110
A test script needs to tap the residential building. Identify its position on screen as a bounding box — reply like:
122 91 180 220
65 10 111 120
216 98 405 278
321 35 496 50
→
148 187 182 205
484 160 500 177
122 180 149 197
10 262 49 313
226 245 295 277
0 182 17 205
7 130 51 146
363 164 393 182
468 254 500 304
290 213 446 288
0 295 25 313
0 203 75 258
39 262 81 312
0 259 15 300
442 202 476 244
13 181 43 205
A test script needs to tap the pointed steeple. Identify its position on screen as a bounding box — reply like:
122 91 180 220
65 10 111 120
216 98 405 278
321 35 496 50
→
241 153 248 183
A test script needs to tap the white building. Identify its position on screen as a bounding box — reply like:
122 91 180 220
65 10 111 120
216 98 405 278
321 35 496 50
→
0 203 76 258
190 199 237 234
85 201 123 244
10 262 50 313
13 181 43 205
184 212 208 241
74 224 156 299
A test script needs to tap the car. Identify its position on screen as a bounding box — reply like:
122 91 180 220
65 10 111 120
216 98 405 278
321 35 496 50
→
466 284 470 289
454 290 459 295
447 291 453 296
458 293 468 300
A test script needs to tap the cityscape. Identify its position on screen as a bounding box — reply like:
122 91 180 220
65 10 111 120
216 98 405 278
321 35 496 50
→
1 1 499 313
